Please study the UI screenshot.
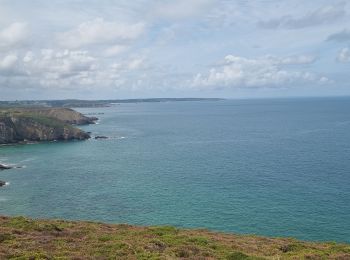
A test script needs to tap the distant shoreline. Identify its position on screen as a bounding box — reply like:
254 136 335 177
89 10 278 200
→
0 98 224 108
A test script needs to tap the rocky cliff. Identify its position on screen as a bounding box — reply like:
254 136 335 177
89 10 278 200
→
0 108 93 144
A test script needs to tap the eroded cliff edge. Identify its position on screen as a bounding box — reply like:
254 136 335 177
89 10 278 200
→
0 108 96 144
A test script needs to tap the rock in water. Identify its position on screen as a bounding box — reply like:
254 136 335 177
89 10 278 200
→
0 180 6 186
95 136 108 139
0 164 12 170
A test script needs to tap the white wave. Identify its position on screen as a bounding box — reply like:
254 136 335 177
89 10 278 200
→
7 164 20 168
111 136 127 140
20 158 36 162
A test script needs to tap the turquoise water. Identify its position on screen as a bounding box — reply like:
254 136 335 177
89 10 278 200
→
1 98 350 242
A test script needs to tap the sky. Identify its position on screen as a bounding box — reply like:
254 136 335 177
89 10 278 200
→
0 0 350 100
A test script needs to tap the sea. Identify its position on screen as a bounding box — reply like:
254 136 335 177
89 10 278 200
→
1 97 349 242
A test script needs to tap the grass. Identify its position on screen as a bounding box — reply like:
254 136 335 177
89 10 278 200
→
0 108 72 130
0 216 349 259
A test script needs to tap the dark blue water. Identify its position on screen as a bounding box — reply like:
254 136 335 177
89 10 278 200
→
1 98 349 242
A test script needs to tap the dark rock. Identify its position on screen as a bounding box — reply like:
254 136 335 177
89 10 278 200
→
88 117 99 123
95 136 108 139
85 112 104 115
0 164 12 170
0 180 6 187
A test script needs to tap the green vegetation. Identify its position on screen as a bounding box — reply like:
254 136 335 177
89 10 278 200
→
0 216 349 259
0 107 93 127
0 109 70 130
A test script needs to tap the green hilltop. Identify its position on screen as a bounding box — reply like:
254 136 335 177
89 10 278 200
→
0 216 349 259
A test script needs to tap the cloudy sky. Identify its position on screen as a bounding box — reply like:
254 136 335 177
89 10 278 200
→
1 0 350 100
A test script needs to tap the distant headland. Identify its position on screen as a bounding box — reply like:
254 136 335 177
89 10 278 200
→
0 98 223 144
0 107 96 145
0 98 224 108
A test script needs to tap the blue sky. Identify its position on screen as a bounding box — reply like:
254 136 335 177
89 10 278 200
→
0 0 350 100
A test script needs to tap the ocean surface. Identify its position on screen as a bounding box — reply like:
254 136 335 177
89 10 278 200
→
1 98 349 242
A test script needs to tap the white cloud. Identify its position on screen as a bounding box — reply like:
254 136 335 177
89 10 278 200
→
127 58 144 70
0 1 348 98
259 2 346 29
20 49 97 87
152 0 215 20
57 18 145 49
337 47 350 62
0 48 150 90
103 45 128 57
276 55 316 65
192 55 328 89
23 51 34 63
0 22 28 50
0 54 18 71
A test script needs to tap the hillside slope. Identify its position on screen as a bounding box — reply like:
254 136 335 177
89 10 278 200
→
0 108 93 144
0 216 349 259
17 107 98 125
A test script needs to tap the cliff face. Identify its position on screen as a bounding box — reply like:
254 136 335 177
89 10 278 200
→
0 117 17 143
0 108 92 144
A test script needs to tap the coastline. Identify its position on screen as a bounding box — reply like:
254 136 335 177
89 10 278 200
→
1 100 349 251
0 107 98 187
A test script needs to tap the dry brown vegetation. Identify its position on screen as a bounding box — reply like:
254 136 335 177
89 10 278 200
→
0 216 349 259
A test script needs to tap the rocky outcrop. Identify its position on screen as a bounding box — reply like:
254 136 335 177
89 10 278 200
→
0 108 91 144
0 180 6 187
0 164 12 170
94 136 108 139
